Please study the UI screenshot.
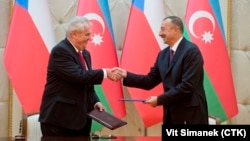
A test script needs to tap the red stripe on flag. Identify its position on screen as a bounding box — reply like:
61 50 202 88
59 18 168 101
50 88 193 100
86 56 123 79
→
4 4 49 114
77 0 125 118
120 4 163 127
185 0 237 118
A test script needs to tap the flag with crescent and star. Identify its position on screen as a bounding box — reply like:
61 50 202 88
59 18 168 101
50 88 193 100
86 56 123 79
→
77 0 126 132
120 0 166 127
184 0 238 122
4 0 56 114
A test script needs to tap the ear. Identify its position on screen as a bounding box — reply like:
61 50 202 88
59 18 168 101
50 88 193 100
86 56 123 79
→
71 30 78 37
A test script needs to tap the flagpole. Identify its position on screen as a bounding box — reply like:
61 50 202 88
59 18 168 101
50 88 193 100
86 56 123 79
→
8 0 14 138
227 0 231 57
8 72 13 138
227 0 232 125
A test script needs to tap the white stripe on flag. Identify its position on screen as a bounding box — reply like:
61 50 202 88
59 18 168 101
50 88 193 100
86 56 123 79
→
29 0 56 52
144 0 166 50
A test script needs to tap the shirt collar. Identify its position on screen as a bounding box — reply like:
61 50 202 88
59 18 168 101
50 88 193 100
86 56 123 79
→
67 38 80 53
171 36 183 52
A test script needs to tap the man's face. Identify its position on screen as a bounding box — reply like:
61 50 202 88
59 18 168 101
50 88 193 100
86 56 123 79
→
159 19 175 45
74 25 91 51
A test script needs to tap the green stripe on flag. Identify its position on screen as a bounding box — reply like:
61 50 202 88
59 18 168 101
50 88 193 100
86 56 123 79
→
204 71 228 122
91 85 113 132
184 25 228 122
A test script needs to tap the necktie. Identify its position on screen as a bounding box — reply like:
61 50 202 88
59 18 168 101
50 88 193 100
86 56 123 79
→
78 51 86 69
169 49 174 64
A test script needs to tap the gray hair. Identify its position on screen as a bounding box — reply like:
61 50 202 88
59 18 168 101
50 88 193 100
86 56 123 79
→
65 16 91 37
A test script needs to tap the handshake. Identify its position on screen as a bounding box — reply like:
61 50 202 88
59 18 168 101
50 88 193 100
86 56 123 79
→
105 67 159 107
106 67 127 82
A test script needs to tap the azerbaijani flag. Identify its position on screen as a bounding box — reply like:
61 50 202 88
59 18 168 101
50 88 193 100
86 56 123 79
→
120 0 166 127
4 0 56 114
77 0 126 131
184 0 238 122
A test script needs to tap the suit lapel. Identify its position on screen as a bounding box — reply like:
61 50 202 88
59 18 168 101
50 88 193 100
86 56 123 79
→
82 50 91 70
161 47 171 74
165 38 185 76
165 49 173 76
64 39 90 70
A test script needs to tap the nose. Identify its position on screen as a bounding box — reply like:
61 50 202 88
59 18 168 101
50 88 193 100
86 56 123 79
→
159 30 163 37
159 32 163 37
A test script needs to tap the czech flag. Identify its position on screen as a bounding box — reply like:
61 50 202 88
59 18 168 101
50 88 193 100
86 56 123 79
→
4 0 56 114
120 0 166 127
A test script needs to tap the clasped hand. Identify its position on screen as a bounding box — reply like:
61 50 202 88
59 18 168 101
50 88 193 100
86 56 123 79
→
106 67 126 81
106 68 159 108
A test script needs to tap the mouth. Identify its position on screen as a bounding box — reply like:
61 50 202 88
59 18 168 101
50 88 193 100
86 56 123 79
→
160 35 165 38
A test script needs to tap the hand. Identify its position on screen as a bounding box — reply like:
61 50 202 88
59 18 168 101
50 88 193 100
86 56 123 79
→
144 96 158 107
106 68 122 81
112 67 127 78
94 102 106 111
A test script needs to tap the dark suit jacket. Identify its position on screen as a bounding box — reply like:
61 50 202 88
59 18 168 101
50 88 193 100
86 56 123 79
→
123 37 208 124
39 38 104 130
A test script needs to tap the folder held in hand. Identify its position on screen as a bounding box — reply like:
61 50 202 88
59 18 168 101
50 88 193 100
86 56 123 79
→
87 109 127 130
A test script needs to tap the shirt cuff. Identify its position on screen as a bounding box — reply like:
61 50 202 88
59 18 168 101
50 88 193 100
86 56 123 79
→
103 69 107 79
